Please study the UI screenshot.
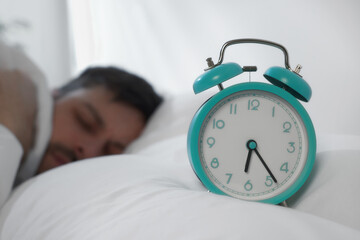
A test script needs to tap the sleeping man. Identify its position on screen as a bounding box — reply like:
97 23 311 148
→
0 41 162 207
37 67 162 173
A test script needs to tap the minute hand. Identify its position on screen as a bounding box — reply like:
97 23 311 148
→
253 148 278 183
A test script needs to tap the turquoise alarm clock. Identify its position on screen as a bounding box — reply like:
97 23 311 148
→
187 39 316 205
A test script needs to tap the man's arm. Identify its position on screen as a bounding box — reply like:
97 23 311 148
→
0 70 37 207
0 70 37 159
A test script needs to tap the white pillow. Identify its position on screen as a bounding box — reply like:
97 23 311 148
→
288 149 360 230
125 91 215 154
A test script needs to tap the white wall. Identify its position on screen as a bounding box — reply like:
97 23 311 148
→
70 0 359 135
0 0 71 88
0 0 359 136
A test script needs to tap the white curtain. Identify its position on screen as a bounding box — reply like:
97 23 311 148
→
67 0 223 94
66 0 360 134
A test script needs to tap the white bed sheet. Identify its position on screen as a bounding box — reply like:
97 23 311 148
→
0 93 359 239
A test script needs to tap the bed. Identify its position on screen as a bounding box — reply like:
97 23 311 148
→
0 89 359 239
1 1 360 236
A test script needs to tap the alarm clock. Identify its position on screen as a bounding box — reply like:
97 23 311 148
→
187 39 316 205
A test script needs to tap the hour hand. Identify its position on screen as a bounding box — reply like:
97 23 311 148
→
244 149 253 173
244 140 257 173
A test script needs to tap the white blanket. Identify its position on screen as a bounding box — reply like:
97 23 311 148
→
0 40 53 184
0 93 359 239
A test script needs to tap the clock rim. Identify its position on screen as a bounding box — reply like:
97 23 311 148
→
187 82 316 204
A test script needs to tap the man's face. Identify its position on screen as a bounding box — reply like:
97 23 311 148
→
37 86 145 174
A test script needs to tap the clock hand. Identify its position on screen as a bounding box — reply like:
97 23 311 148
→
244 149 253 173
244 140 256 173
253 148 278 183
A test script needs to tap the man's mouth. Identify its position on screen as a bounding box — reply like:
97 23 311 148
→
52 151 71 166
49 143 77 167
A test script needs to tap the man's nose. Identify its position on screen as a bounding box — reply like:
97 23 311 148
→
74 140 103 160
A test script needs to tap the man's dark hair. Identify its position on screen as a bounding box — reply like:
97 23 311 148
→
56 66 162 121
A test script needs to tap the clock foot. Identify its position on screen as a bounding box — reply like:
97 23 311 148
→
279 200 288 207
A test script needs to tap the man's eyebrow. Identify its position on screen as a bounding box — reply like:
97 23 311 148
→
82 102 105 128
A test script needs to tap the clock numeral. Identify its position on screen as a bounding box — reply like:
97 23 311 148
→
212 118 225 129
280 162 289 173
287 142 296 153
248 99 260 111
265 176 274 187
230 103 237 115
225 173 232 184
244 180 253 191
283 121 292 133
207 137 215 148
210 158 219 168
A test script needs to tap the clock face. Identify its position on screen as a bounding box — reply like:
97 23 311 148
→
196 87 311 202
